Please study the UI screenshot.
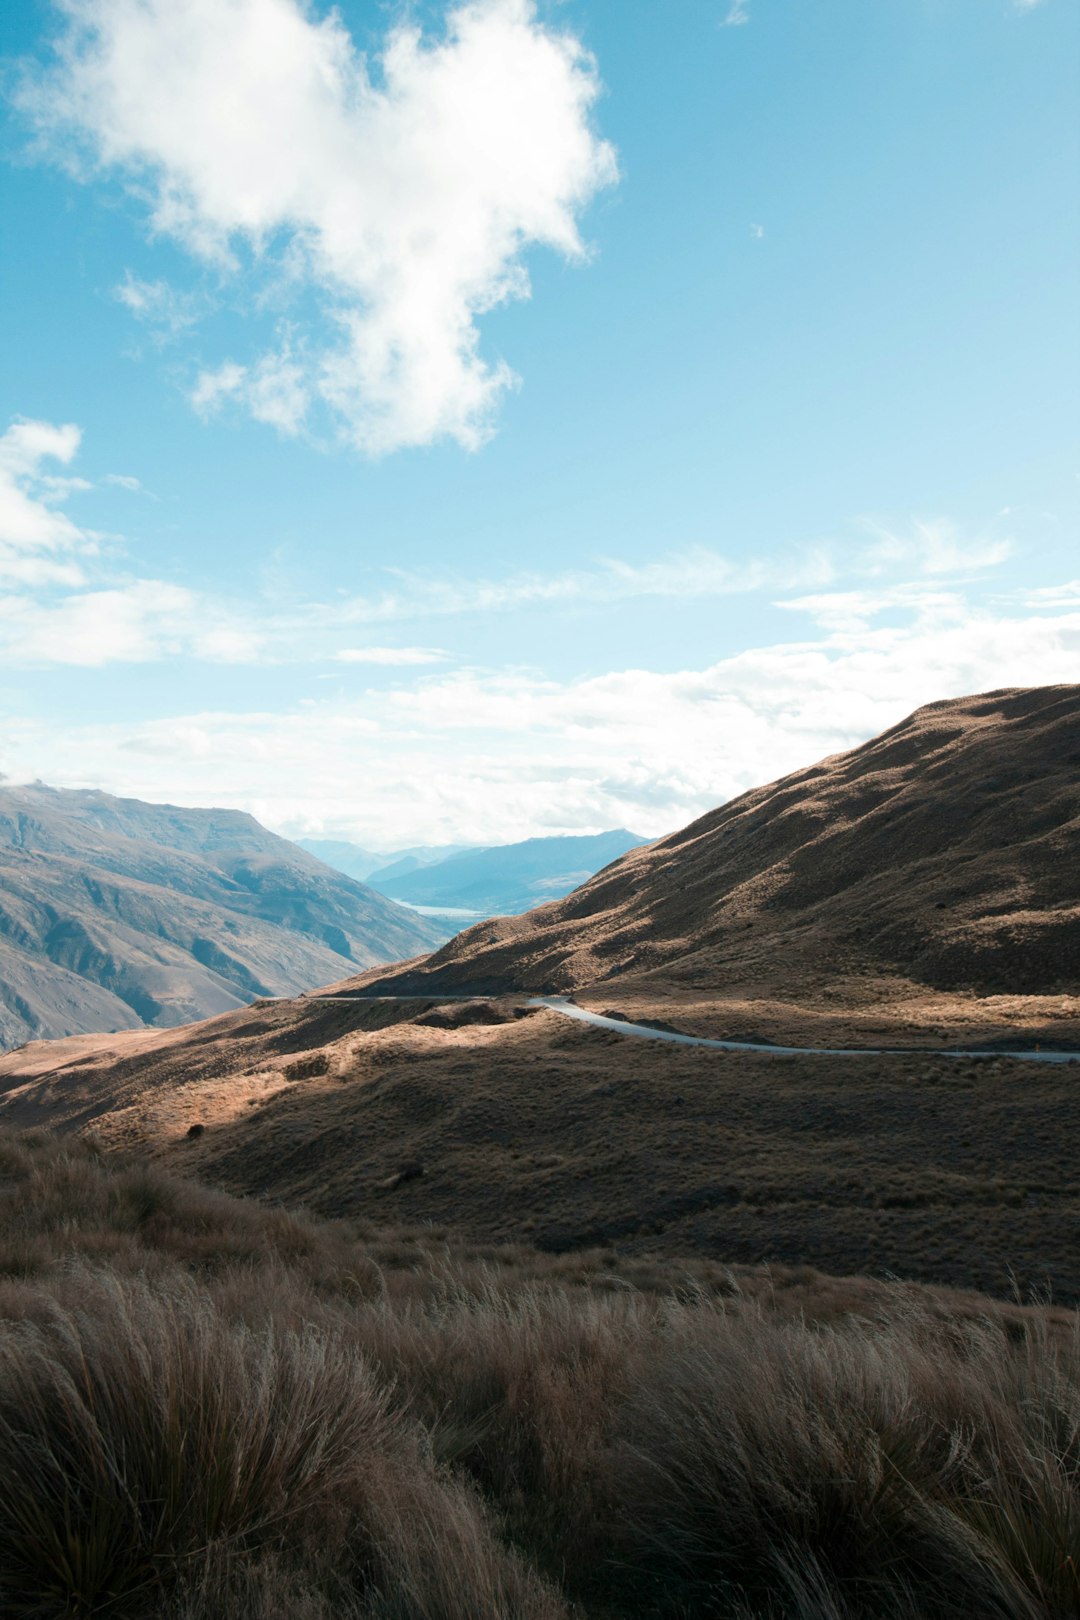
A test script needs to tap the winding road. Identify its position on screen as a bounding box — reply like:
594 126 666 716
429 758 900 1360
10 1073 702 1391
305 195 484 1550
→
299 992 1080 1064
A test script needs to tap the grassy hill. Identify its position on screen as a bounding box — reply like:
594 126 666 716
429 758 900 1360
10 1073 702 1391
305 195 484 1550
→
355 685 1080 1012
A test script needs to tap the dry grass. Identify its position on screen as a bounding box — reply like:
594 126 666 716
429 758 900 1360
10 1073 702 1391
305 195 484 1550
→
0 1130 1077 1618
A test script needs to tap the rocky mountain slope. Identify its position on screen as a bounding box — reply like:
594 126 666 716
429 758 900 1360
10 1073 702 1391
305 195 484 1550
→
0 784 445 1048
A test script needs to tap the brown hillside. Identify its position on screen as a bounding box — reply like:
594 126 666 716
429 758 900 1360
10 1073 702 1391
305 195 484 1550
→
351 685 1079 1026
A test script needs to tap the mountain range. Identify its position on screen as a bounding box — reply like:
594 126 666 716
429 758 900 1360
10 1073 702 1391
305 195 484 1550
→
296 839 474 885
0 784 444 1049
366 828 645 917
300 830 646 918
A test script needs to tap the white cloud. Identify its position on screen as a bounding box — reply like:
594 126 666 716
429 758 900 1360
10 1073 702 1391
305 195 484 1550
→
0 418 94 586
777 583 972 634
275 519 1004 632
103 472 146 493
1021 579 1080 608
25 0 617 454
0 581 198 666
9 592 1078 845
115 272 200 337
0 418 275 664
723 2 751 26
333 646 447 666
0 463 1039 671
320 543 835 627
860 517 1010 577
193 346 311 435
190 360 248 417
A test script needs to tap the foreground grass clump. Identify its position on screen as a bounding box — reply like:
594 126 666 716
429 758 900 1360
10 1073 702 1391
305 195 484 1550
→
0 1131 1077 1618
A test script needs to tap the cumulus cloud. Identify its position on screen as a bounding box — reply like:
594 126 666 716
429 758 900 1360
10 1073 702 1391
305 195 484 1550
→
24 0 617 454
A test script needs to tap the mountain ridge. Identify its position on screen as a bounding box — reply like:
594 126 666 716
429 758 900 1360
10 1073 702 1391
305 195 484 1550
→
0 783 446 1049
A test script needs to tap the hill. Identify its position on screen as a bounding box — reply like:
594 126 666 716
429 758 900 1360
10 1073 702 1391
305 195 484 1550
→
0 783 445 1049
357 685 1080 1028
2 688 1078 1302
367 828 646 917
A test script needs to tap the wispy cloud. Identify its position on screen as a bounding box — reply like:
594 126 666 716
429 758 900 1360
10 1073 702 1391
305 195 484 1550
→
23 0 617 455
859 516 1010 576
0 416 1036 673
0 418 94 587
332 646 447 666
723 2 751 26
192 349 309 436
103 472 149 494
115 273 201 340
777 583 971 634
1016 579 1080 609
321 544 836 627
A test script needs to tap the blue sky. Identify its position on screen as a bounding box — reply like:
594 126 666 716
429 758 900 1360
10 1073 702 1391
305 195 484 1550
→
0 0 1077 846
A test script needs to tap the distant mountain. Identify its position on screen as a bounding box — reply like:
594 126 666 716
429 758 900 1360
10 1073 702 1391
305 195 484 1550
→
367 830 647 917
363 844 475 887
293 839 386 882
296 839 473 885
0 784 447 1050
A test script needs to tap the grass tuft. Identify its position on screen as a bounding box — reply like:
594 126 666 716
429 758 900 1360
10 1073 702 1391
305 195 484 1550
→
0 1129 1076 1618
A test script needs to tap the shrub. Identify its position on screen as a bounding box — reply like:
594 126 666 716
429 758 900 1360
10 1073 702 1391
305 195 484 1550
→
0 1129 1077 1618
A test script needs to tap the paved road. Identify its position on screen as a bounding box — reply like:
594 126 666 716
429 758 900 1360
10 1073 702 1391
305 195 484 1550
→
297 991 1080 1064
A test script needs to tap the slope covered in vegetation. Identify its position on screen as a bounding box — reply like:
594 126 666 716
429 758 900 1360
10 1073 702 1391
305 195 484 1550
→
0 1130 1077 1619
357 686 1080 1009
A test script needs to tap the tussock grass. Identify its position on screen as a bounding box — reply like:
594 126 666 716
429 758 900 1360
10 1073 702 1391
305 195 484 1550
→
0 1130 1077 1618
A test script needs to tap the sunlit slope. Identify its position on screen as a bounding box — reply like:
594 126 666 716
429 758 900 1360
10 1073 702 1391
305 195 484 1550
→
354 686 1079 1002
